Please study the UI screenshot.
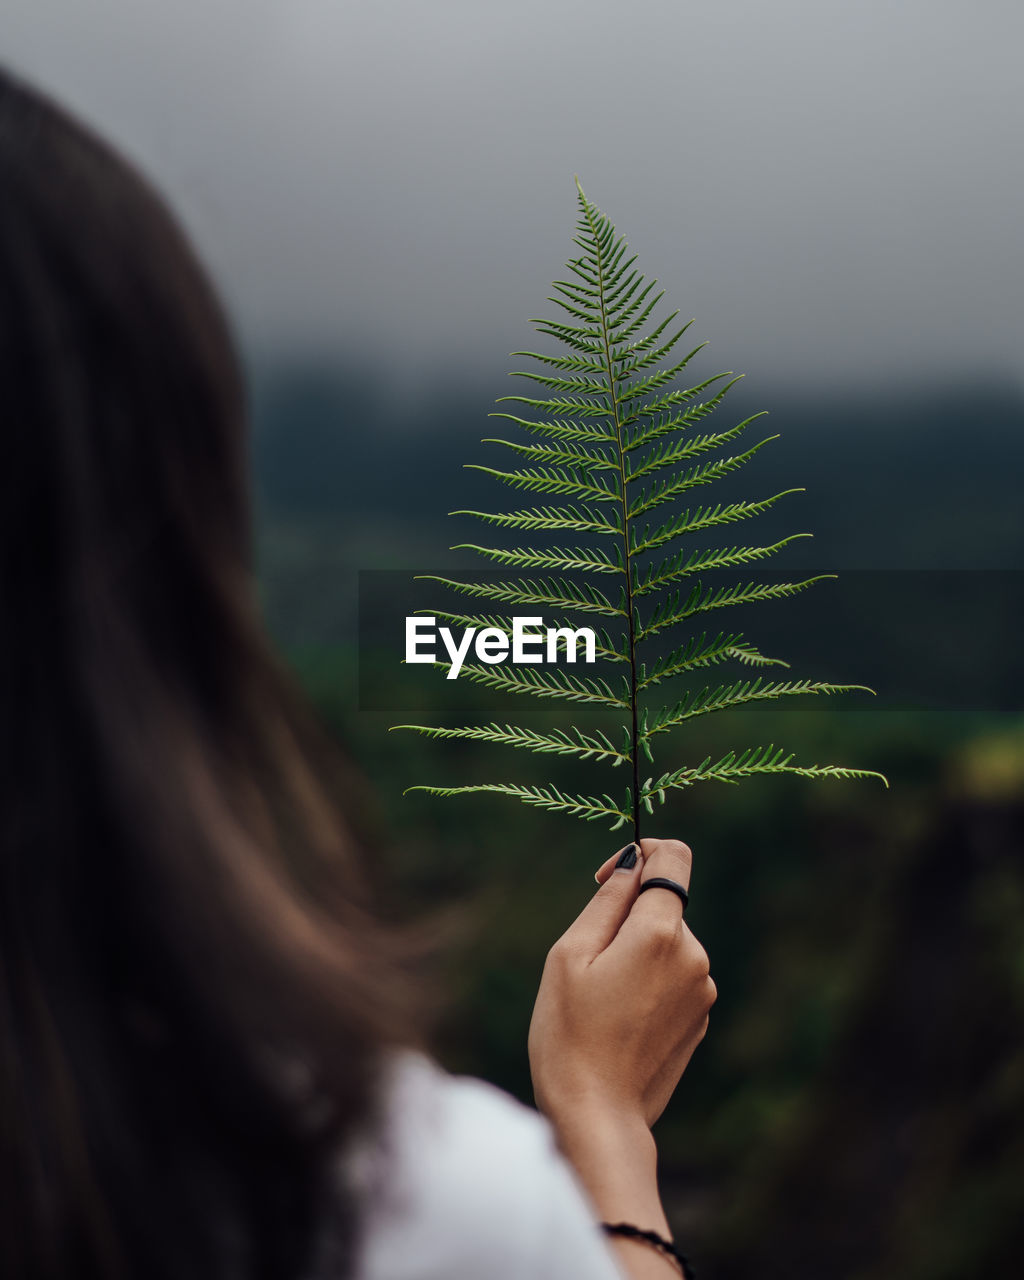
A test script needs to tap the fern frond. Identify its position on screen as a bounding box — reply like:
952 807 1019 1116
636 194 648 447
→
525 323 605 353
625 414 766 480
643 679 872 741
486 414 615 445
507 369 609 396
404 781 632 827
452 504 622 535
417 608 537 635
417 574 624 617
494 394 612 420
452 543 620 575
614 345 712 410
611 309 687 358
479 437 618 472
630 492 804 555
465 463 620 504
644 746 890 796
638 576 832 640
393 722 630 766
632 535 811 596
614 321 696 381
626 438 779 519
441 661 628 708
511 349 609 374
396 180 885 834
637 632 788 690
602 261 642 312
606 282 663 341
547 293 600 324
620 374 739 447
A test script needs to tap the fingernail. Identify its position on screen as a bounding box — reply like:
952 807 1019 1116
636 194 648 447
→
614 843 638 871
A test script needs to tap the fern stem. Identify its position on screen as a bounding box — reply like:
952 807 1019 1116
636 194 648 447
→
583 189 642 842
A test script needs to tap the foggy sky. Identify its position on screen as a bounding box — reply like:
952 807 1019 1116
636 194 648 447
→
3 1 1022 394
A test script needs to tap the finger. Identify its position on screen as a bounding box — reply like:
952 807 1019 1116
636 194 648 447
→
561 843 644 960
631 837 693 928
593 832 678 885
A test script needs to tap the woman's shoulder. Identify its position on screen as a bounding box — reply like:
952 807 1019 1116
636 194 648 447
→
344 1051 623 1280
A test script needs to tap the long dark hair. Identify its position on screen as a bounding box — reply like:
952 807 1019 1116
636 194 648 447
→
0 66 413 1280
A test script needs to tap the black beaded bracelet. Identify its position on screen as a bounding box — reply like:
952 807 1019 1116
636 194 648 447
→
601 1222 696 1279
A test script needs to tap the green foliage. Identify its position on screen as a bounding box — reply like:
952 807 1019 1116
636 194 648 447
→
394 181 886 836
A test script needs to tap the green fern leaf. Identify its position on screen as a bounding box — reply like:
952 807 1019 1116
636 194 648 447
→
452 503 623 535
637 632 788 690
624 414 765 478
494 394 612 420
439 661 628 708
404 782 632 827
638 576 833 640
633 536 811 597
480 437 619 471
394 181 886 833
465 463 620 503
629 491 804 555
394 722 630 766
643 679 873 742
620 375 738 446
451 543 620 575
645 746 890 797
626 438 779 519
417 574 624 617
487 414 614 445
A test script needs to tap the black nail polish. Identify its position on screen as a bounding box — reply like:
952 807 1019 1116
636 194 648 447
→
615 844 638 870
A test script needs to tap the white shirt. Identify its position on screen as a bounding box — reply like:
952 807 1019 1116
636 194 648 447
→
347 1053 625 1280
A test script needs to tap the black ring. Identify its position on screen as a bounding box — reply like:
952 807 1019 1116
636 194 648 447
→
638 876 689 914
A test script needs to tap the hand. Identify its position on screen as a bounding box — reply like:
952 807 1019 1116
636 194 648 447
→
528 838 716 1275
529 837 716 1134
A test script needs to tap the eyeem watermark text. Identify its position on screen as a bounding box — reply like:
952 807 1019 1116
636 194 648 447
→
406 616 597 679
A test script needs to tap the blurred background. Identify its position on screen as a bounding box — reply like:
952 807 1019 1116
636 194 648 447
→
4 2 1022 1276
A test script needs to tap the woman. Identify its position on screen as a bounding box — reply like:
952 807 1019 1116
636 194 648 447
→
0 65 716 1280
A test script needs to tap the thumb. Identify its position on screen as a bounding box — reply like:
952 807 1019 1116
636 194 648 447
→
560 843 644 961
